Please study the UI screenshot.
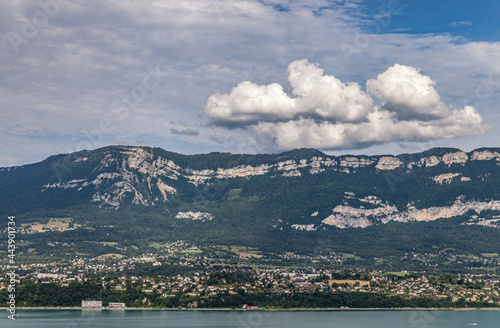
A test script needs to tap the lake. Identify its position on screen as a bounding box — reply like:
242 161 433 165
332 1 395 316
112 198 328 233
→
1 309 497 327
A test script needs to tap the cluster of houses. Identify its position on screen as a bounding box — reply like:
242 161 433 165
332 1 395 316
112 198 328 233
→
2 265 500 306
26 268 496 305
361 275 500 303
2 240 500 306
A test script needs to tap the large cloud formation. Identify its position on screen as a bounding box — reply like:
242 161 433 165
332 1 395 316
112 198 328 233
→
204 60 489 150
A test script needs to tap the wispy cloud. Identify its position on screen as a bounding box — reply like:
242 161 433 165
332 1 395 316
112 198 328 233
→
170 128 200 136
449 21 472 27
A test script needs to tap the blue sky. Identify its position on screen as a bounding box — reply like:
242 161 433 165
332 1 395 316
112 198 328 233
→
370 0 500 40
1 0 499 166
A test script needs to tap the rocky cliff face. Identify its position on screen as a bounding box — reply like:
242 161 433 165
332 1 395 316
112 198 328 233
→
3 146 500 230
320 194 500 229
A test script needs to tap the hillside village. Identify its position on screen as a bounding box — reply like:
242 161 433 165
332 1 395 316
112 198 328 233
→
2 242 500 309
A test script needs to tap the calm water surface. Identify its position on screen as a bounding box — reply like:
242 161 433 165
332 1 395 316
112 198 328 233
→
1 310 498 327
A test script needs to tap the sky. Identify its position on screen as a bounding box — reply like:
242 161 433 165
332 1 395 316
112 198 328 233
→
1 0 500 167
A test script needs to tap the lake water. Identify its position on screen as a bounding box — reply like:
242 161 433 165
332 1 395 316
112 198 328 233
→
1 309 498 327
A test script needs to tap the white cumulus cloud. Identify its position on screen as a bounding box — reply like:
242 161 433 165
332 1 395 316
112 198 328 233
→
205 59 373 125
367 64 448 120
204 60 489 150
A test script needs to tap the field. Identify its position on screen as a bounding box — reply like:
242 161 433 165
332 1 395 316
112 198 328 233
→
21 217 81 233
99 253 126 258
481 253 499 258
148 242 173 250
230 246 263 259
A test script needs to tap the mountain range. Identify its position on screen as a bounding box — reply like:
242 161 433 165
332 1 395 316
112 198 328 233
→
2 145 500 263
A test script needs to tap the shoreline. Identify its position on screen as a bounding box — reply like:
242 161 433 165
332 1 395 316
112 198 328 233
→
2 307 500 311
